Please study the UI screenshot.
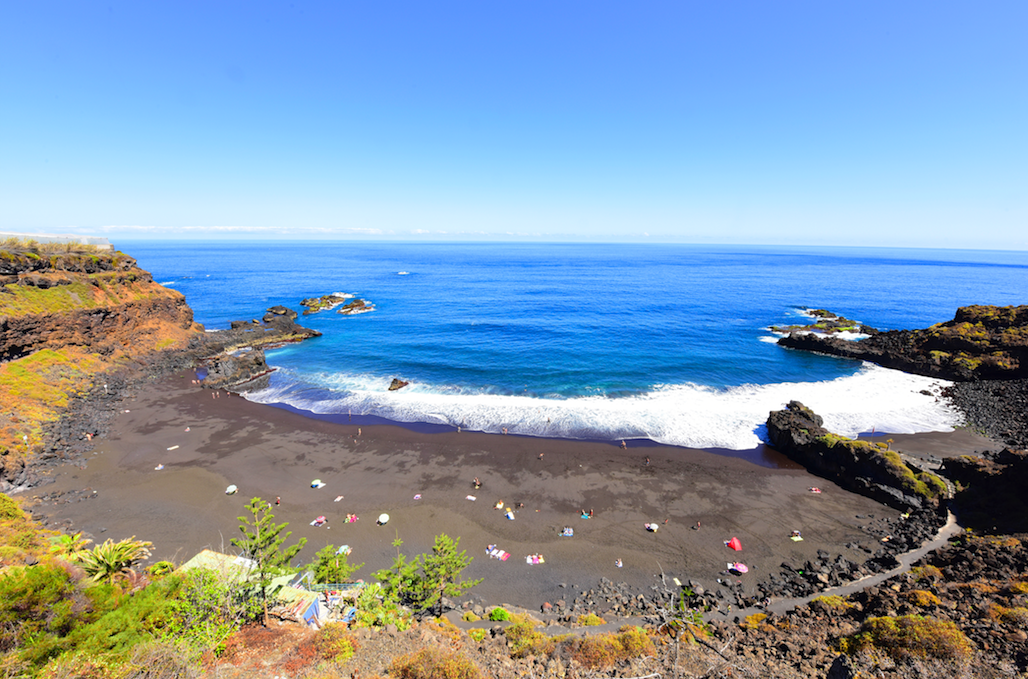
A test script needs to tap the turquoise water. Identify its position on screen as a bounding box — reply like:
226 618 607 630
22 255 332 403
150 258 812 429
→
124 241 1028 449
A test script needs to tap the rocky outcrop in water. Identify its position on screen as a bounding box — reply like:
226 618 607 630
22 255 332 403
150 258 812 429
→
779 305 1028 381
766 401 948 513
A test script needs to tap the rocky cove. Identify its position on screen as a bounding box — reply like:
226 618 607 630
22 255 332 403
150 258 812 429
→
4 246 1028 676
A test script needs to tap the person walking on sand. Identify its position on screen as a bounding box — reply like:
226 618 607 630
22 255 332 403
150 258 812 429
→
276 497 280 506
620 440 627 449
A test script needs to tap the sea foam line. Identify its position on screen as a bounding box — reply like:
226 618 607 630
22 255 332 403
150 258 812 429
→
244 363 961 451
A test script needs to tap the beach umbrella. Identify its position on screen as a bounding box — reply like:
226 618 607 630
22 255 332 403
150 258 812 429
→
729 562 749 574
225 484 238 495
726 537 742 551
317 515 326 523
378 513 390 525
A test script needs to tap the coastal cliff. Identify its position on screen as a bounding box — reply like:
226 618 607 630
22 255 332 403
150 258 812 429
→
779 305 1028 382
0 239 319 492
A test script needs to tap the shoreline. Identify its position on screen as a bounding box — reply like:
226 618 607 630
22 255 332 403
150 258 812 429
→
26 369 1000 616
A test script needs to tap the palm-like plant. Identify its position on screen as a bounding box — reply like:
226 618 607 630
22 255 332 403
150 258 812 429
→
48 532 93 559
78 537 153 585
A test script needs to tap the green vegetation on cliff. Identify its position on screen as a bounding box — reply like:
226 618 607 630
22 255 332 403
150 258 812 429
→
814 432 948 502
0 241 201 461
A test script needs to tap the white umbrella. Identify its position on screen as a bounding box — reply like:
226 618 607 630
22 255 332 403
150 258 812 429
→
377 513 390 525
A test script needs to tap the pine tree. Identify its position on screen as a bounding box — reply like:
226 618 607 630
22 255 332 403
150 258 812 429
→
312 545 364 584
231 497 307 624
415 534 482 616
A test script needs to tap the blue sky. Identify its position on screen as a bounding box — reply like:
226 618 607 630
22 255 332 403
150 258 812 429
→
1 2 1025 248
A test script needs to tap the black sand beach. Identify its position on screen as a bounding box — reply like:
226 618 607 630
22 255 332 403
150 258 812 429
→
29 371 997 610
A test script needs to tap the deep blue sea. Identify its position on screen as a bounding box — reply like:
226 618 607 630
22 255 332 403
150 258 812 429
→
122 242 1028 450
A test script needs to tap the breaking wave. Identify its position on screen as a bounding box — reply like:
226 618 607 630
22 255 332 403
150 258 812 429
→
244 363 960 451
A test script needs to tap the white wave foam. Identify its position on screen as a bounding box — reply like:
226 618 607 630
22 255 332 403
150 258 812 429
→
244 364 961 451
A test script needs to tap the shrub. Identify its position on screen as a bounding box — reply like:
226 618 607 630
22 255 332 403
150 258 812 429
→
1008 581 1028 596
840 615 973 661
910 565 943 582
462 611 480 622
467 628 487 643
741 613 767 630
283 622 358 671
990 604 1028 627
577 612 605 626
488 607 510 621
567 626 655 670
0 494 24 521
906 590 941 608
0 562 80 656
504 614 558 658
811 595 853 612
353 583 412 630
388 647 482 679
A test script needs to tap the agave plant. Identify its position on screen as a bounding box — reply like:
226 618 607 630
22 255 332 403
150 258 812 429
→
78 537 153 585
48 532 93 559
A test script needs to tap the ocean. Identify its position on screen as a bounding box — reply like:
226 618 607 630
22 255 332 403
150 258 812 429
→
123 241 1028 450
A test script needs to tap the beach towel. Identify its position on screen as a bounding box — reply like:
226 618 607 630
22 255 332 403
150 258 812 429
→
790 535 804 542
505 509 515 520
561 527 574 537
466 495 477 501
311 480 327 489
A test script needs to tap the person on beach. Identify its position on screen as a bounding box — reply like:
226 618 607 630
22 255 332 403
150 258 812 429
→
275 497 280 506
473 477 481 489
620 440 626 449
588 508 594 518
645 456 650 465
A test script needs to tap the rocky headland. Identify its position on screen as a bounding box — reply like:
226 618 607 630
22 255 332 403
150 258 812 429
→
766 401 948 514
778 304 1028 382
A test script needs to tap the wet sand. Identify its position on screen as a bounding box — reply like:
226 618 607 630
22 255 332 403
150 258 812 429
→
29 372 990 610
